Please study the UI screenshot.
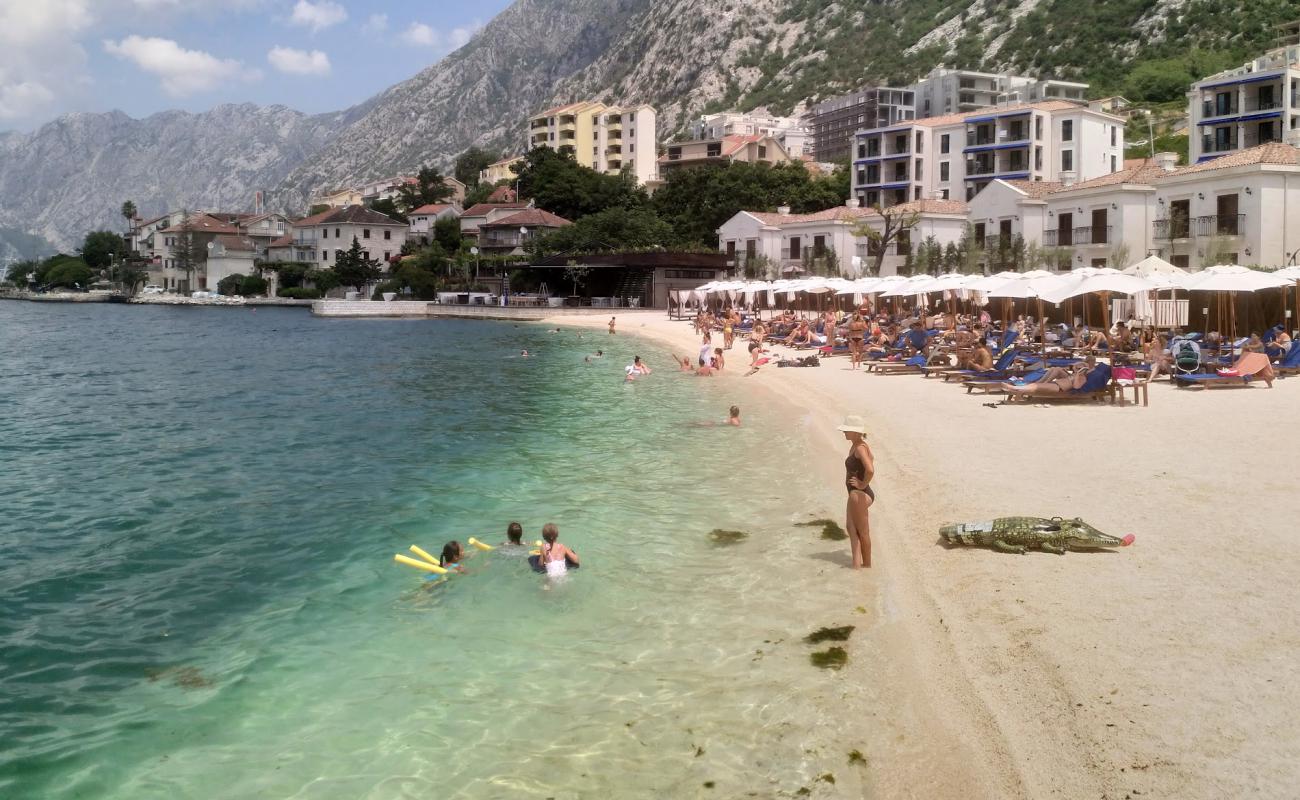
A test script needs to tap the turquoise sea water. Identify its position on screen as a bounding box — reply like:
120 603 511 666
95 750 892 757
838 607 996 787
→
0 303 865 799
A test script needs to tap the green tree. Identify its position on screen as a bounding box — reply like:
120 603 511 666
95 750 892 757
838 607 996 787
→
6 259 38 285
652 161 844 248
309 267 340 296
370 197 408 223
850 204 920 276
120 200 137 237
171 212 202 292
333 236 382 292
309 203 332 215
396 165 455 212
40 255 93 288
462 181 500 207
539 207 677 254
454 146 499 187
513 147 646 222
81 230 127 271
108 259 148 295
217 273 247 296
433 216 462 253
241 274 268 296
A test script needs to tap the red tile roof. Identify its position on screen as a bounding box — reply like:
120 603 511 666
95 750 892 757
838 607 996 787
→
411 203 455 215
268 235 294 247
1053 162 1170 191
461 202 531 217
1000 179 1063 198
214 235 255 252
481 209 572 228
292 205 406 228
158 213 240 234
1164 142 1300 176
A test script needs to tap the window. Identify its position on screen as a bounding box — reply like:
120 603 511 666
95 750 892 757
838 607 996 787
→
813 235 826 256
857 143 866 159
726 241 737 260
1061 120 1074 142
1061 150 1073 171
940 188 950 200
894 134 908 152
363 228 371 239
940 134 950 154
914 186 922 200
1215 91 1233 116
1091 209 1108 243
1035 116 1043 140
857 168 866 185
322 229 327 239
896 230 911 256
789 236 801 259
1111 155 1117 172
1110 126 1117 147
321 250 327 261
1057 213 1073 246
745 239 757 261
384 252 391 261
914 159 923 180
757 145 767 158
384 230 392 240
335 228 340 238
973 223 986 247
1035 146 1043 171
363 251 370 261
940 162 950 181
915 131 923 153
1217 194 1240 235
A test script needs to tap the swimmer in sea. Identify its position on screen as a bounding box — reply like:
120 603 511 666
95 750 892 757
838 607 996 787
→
503 521 525 547
595 350 603 358
728 405 741 426
520 349 529 357
537 522 579 577
624 365 637 382
632 355 652 374
440 541 468 574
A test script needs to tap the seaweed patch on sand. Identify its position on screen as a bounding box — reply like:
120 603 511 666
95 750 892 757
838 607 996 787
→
810 647 848 670
708 529 748 546
805 625 854 644
796 518 847 540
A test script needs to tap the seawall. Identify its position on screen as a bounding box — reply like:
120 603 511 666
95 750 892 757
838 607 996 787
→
311 301 659 321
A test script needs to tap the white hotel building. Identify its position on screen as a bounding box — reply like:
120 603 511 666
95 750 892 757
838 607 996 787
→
850 100 1126 208
1188 46 1300 164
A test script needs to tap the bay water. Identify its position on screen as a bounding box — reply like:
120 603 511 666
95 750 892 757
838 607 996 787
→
0 303 870 798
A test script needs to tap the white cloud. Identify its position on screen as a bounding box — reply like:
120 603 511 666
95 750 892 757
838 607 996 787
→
104 36 259 97
267 46 330 76
289 0 346 32
361 13 388 36
0 0 94 121
400 20 482 50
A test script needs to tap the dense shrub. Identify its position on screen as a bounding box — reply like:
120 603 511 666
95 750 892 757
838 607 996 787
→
240 275 268 296
277 287 322 299
217 273 246 296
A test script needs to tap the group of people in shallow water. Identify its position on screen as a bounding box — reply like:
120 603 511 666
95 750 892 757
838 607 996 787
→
436 522 580 579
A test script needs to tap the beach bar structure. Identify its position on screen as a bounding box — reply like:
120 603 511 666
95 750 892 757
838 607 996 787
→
526 252 728 308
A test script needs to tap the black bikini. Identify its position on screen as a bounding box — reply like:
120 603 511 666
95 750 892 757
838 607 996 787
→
845 450 875 500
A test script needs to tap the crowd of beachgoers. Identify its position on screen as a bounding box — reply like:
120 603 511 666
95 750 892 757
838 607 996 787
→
681 304 1296 396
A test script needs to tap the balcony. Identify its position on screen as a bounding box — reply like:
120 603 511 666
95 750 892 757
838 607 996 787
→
529 118 549 130
1193 214 1245 237
1043 230 1071 247
605 144 622 154
1071 226 1112 245
1202 136 1239 154
1153 219 1192 240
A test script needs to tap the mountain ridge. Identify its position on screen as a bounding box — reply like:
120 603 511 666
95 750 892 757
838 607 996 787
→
2 0 1295 256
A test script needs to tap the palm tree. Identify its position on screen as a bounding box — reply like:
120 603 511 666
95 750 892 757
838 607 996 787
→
121 201 137 252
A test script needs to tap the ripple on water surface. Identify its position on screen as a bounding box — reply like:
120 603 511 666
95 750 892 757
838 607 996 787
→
0 304 871 798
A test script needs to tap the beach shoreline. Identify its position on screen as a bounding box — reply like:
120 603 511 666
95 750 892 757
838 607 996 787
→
546 309 1300 799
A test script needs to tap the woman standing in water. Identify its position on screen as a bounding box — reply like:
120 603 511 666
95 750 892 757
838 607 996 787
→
837 415 875 569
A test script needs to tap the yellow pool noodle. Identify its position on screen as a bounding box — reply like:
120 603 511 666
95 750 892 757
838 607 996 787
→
467 537 494 551
395 554 448 574
409 545 441 566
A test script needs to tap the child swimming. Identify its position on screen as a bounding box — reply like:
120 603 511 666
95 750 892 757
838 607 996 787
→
440 541 468 574
503 522 525 547
534 523 580 577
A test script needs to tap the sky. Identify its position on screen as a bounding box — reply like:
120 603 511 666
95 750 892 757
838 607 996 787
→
0 0 515 133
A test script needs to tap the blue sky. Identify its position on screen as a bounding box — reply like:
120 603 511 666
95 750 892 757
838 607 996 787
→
0 0 515 132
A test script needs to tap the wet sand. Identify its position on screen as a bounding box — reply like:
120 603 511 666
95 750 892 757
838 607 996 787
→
551 310 1300 799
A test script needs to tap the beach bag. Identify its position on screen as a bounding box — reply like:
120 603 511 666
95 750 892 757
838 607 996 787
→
1174 341 1199 370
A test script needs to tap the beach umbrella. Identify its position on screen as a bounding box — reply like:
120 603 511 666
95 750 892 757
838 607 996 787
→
1274 267 1300 327
1178 265 1292 340
1122 255 1186 280
879 273 935 298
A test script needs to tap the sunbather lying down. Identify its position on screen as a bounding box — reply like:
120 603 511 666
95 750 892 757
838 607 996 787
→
1000 362 1091 402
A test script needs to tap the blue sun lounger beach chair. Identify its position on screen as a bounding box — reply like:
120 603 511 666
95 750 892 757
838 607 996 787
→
940 347 1021 382
1272 341 1300 375
1006 363 1114 403
872 353 929 375
964 368 1045 394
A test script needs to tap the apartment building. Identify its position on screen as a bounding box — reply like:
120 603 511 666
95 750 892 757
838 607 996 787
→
909 68 1089 118
655 135 792 185
850 100 1126 208
690 112 810 157
282 205 408 269
408 204 462 245
965 143 1300 271
477 208 571 254
1187 46 1300 163
716 198 969 278
479 155 524 185
808 87 916 162
459 202 534 239
526 101 658 184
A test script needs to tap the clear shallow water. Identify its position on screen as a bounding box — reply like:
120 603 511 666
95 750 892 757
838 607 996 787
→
0 303 868 799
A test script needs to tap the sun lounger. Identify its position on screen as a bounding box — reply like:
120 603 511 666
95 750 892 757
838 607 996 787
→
1172 352 1275 389
940 348 1021 382
1272 342 1300 376
964 369 1045 394
871 353 929 375
1004 363 1114 403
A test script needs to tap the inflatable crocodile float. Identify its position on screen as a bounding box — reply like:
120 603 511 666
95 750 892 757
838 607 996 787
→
939 517 1135 554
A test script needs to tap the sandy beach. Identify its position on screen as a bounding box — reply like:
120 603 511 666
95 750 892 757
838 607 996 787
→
549 309 1300 799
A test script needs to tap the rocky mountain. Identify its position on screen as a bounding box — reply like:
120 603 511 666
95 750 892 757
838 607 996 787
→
2 0 1294 254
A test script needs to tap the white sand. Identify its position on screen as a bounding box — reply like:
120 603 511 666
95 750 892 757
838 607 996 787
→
549 310 1300 799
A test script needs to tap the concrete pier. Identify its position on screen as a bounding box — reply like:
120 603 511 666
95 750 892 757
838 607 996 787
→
310 301 649 321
